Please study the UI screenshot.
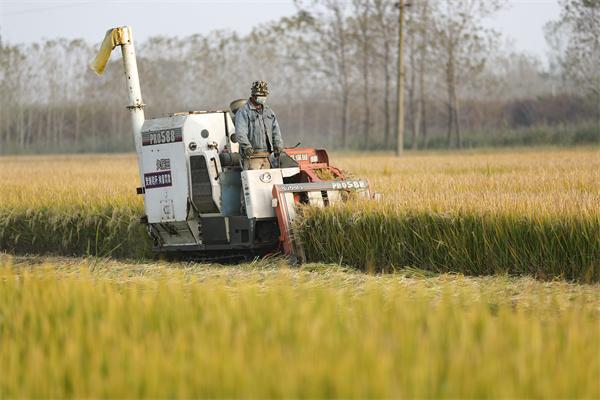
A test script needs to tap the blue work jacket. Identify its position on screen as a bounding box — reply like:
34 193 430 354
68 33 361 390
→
234 100 283 152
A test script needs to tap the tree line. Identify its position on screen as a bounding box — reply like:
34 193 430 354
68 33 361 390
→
0 0 598 154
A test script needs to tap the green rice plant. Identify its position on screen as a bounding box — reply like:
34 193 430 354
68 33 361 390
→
0 258 598 398
0 206 150 259
296 204 600 282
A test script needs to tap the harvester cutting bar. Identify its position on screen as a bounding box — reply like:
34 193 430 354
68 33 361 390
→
273 180 371 261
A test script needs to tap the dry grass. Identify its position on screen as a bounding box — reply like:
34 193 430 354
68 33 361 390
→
332 147 600 217
2 148 598 216
0 154 139 209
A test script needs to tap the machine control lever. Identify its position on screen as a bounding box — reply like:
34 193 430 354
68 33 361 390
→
210 157 220 180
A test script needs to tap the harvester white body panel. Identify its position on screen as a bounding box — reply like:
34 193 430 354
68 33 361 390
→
242 169 284 219
141 117 187 223
141 113 237 224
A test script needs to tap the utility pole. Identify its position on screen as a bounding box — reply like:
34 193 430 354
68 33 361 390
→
395 0 408 156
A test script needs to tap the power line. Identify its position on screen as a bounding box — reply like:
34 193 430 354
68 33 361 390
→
0 1 96 17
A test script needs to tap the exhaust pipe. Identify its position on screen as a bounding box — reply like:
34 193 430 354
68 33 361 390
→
91 26 145 184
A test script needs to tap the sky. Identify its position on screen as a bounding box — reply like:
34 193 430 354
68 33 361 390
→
0 0 561 62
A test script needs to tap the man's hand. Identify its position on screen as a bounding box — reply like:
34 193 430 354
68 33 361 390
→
243 146 255 158
274 146 284 156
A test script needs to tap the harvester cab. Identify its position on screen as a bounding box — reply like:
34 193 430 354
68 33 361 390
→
92 26 372 262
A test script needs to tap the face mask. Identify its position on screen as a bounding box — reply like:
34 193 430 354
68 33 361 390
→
255 96 267 105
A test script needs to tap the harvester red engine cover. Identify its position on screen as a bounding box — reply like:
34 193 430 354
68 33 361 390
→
282 148 344 182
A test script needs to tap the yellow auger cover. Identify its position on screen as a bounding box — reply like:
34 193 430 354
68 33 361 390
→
90 27 129 76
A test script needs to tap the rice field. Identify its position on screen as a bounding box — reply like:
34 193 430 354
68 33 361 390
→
0 147 599 397
0 147 598 280
0 254 598 398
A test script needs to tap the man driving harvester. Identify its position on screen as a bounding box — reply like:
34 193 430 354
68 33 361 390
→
235 80 284 169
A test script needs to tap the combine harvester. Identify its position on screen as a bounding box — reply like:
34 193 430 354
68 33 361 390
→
91 26 374 262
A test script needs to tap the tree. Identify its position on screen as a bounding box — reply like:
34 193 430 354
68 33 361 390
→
431 0 504 148
407 8 418 150
416 0 431 148
352 0 374 148
373 0 396 149
8 1 595 154
546 0 600 129
296 0 353 148
243 13 318 139
395 0 407 156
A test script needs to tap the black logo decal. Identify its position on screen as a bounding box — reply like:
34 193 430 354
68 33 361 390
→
144 171 172 189
156 158 171 170
142 128 183 146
